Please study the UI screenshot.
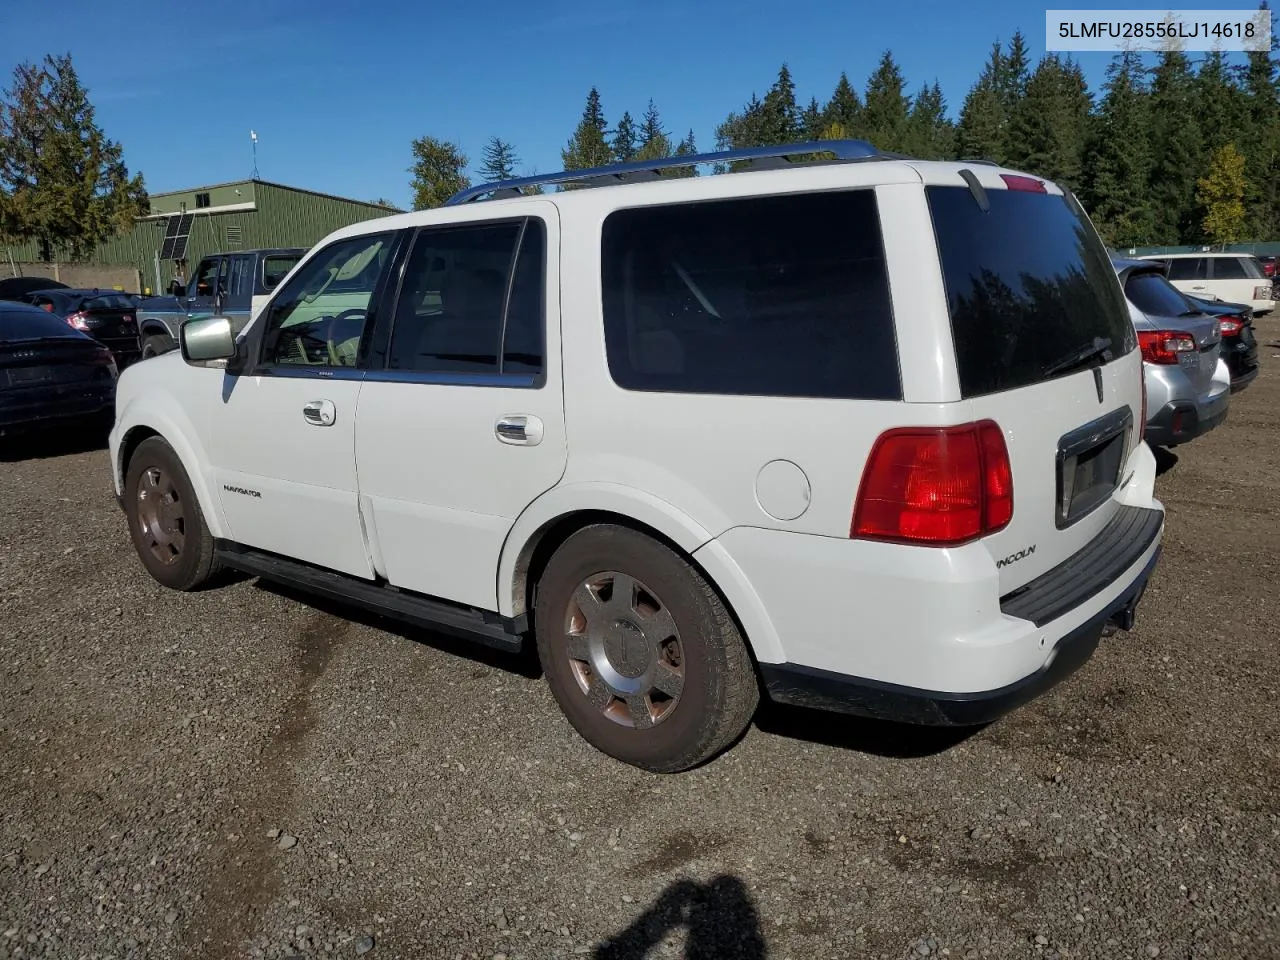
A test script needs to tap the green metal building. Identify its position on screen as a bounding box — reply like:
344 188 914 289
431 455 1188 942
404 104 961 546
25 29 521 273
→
4 179 399 294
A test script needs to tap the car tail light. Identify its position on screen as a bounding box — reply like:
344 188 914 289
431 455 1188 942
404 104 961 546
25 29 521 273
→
1137 330 1196 364
1000 174 1047 193
852 421 1013 546
1216 316 1243 336
65 310 91 332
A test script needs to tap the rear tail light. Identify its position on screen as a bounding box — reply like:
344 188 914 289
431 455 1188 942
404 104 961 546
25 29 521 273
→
852 421 1013 546
1000 174 1047 193
1137 330 1196 364
1216 316 1243 336
65 311 91 332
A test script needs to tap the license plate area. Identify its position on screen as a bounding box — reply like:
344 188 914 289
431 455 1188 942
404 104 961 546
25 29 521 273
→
1056 407 1133 528
9 365 53 384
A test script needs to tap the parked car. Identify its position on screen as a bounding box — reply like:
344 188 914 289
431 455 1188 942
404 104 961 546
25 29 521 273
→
19 288 142 369
0 300 117 437
1113 257 1229 447
1138 252 1275 316
0 276 69 302
135 248 305 357
109 142 1164 772
1256 255 1276 278
1181 292 1259 393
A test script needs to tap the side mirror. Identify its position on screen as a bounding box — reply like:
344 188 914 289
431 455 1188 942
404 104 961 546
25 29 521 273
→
181 316 236 365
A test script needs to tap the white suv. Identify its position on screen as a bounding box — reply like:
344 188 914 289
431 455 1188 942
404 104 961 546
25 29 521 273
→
109 143 1165 772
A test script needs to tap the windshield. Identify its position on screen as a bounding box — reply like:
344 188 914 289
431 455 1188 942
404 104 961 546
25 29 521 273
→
927 185 1136 398
1125 272 1194 318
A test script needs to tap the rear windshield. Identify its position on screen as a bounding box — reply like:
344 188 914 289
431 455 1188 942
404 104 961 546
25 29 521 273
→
601 190 900 400
263 255 302 289
0 304 82 340
928 185 1135 398
1125 272 1193 318
82 294 136 311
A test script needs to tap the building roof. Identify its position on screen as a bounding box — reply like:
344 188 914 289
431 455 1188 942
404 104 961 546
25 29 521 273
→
147 177 400 211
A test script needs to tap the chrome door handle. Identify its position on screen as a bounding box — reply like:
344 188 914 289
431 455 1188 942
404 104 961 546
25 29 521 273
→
302 399 337 426
495 414 544 446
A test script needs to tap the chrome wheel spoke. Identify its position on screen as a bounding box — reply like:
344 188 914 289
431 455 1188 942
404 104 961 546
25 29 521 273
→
639 604 677 643
604 572 638 618
573 582 605 629
565 632 591 662
586 674 614 711
625 693 655 729
653 663 684 698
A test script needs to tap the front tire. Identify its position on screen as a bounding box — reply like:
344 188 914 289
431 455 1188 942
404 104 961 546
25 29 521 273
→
534 525 759 772
124 436 220 590
142 333 176 359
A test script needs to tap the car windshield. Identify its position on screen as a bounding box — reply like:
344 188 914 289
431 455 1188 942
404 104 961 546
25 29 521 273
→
1125 272 1195 318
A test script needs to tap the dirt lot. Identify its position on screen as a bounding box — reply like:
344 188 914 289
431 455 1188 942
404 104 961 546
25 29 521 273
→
2 325 1279 960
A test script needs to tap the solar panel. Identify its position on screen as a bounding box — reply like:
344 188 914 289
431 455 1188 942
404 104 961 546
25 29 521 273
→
170 213 195 260
160 235 177 259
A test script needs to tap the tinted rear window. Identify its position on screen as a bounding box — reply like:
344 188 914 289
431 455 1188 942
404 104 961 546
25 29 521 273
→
1166 258 1205 280
0 304 83 340
1125 272 1193 318
601 190 899 400
927 186 1135 398
82 294 136 311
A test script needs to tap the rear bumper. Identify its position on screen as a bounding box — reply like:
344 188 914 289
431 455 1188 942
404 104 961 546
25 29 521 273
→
758 509 1162 725
0 382 115 434
1143 395 1228 447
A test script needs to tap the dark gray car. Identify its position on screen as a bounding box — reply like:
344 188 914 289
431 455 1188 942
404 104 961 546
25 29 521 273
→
137 248 304 357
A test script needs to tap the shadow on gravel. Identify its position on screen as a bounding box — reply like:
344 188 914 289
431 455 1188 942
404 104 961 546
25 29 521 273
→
0 421 110 461
252 580 544 679
752 700 981 758
1152 446 1180 476
594 875 765 959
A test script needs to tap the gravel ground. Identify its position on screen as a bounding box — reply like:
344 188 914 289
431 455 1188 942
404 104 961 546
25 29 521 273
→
2 324 1279 960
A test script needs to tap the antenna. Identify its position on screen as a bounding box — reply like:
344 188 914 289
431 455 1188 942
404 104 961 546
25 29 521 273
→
250 129 259 180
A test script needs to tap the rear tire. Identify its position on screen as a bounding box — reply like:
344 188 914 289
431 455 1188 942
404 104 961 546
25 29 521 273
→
533 524 759 772
142 333 175 359
124 436 220 591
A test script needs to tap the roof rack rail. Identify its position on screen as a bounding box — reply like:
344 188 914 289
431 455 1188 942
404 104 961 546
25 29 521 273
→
446 139 889 205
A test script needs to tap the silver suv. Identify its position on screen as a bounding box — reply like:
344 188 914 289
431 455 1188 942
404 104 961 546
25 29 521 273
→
1113 257 1229 447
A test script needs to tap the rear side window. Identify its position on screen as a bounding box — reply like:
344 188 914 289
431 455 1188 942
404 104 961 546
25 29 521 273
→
1212 256 1264 280
601 190 899 400
82 294 135 311
1166 258 1205 281
927 186 1135 398
1125 272 1192 318
263 255 301 290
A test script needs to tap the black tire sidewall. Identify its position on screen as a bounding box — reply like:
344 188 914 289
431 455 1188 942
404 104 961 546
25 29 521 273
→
123 437 209 590
534 525 737 771
143 334 174 358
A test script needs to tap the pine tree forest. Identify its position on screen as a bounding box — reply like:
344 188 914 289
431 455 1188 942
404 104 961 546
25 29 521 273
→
420 19 1280 249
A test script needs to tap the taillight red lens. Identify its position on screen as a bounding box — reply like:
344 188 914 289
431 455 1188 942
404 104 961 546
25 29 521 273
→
1137 330 1196 364
1000 174 1047 193
852 421 1013 546
65 311 91 332
1216 316 1243 335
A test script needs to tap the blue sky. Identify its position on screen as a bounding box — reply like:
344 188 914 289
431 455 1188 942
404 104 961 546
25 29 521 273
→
0 0 1267 208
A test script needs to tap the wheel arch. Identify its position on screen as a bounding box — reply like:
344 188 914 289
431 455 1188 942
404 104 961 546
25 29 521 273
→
497 484 785 665
115 409 229 539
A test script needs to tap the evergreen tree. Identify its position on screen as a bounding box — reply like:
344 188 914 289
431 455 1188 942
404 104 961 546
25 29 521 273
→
408 135 469 209
997 30 1031 116
1239 2 1280 238
634 99 672 161
1197 51 1251 148
861 52 910 152
0 53 147 261
956 43 1007 161
904 82 954 159
1008 56 1091 191
758 63 800 144
479 137 519 183
562 87 612 176
612 110 638 162
800 97 823 139
822 72 862 135
671 130 699 177
1198 143 1249 242
1148 47 1205 242
1082 52 1155 246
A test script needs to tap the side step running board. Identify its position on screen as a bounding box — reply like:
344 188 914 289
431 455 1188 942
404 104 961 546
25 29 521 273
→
214 542 525 653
